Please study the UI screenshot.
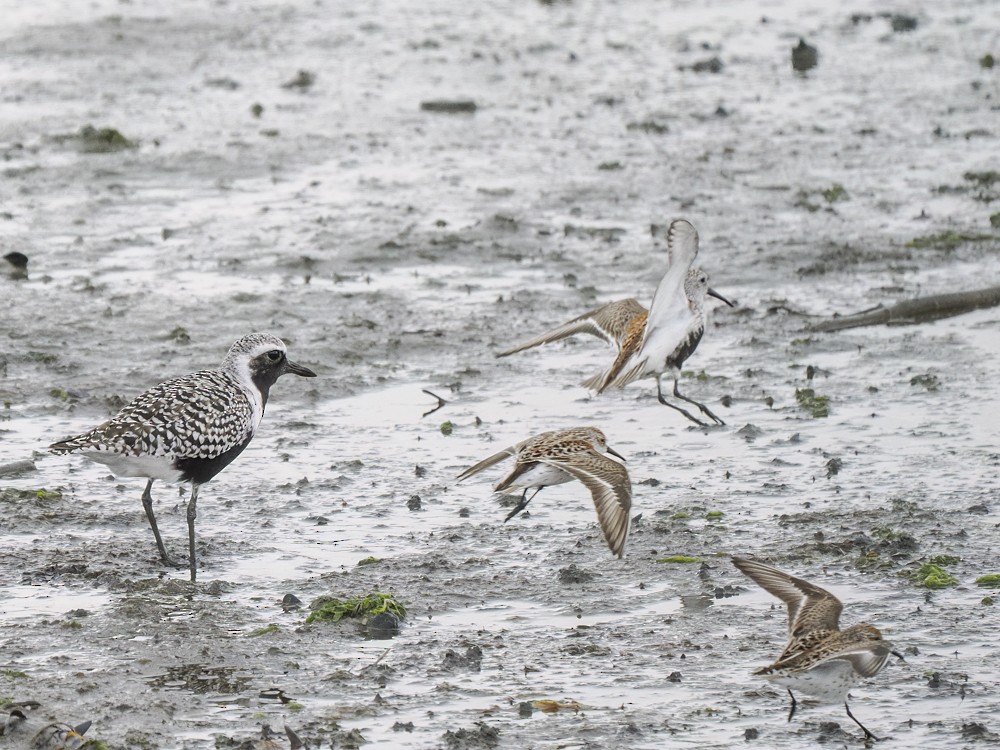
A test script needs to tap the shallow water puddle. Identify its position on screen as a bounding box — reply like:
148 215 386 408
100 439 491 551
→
1 583 110 623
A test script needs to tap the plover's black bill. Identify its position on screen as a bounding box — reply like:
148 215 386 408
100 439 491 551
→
284 360 317 377
707 288 735 307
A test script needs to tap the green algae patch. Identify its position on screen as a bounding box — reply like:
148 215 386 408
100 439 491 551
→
705 510 724 520
2 670 27 679
671 510 690 520
913 564 958 589
0 488 63 505
656 556 702 564
357 556 381 566
795 388 830 418
983 597 995 606
822 183 849 202
306 593 406 624
928 554 960 566
975 574 1000 588
440 420 454 436
77 125 138 153
250 624 280 637
905 231 995 251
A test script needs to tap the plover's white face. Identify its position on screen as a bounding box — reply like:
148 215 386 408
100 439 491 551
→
220 333 316 426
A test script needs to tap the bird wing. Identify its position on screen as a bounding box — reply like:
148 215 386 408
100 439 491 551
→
455 444 518 482
496 299 644 357
766 634 892 678
538 448 632 558
732 557 843 637
590 311 648 392
48 370 254 460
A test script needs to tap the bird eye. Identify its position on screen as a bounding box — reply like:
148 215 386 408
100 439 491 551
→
266 350 283 362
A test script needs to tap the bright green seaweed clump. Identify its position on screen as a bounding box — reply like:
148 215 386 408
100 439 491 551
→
975 574 1000 588
914 564 958 589
306 593 406 624
795 388 829 418
656 556 702 564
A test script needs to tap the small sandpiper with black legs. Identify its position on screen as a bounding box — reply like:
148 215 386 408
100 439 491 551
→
457 427 632 558
732 556 904 741
49 332 316 582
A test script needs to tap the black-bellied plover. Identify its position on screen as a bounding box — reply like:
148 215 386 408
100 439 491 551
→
49 333 316 582
587 220 733 426
457 427 631 558
732 556 904 741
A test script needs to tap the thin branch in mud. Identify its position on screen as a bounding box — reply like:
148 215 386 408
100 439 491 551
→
809 285 1000 333
421 389 447 417
355 648 392 675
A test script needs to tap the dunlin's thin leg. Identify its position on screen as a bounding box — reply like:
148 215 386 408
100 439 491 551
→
845 703 880 741
672 379 725 425
786 689 797 722
187 484 200 582
655 378 706 426
140 479 185 568
504 488 543 522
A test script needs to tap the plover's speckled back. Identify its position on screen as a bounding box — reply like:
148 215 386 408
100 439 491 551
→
49 332 316 582
457 427 632 558
732 557 903 741
591 220 734 426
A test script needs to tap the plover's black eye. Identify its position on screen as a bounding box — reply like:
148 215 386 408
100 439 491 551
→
266 350 283 362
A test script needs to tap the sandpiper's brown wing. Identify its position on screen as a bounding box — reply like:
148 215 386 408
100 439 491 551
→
538 447 632 558
586 310 648 392
497 299 646 357
765 628 893 677
732 557 843 638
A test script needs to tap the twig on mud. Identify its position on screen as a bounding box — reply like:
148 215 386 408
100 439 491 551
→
356 648 392 676
421 389 447 417
810 285 1000 333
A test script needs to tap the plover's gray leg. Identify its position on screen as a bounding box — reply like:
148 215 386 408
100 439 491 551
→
141 479 186 568
187 484 200 582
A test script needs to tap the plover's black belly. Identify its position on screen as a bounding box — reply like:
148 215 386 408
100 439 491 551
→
174 433 254 485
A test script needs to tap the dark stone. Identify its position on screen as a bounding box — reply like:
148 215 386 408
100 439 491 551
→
408 495 422 511
792 39 818 72
421 100 477 114
558 564 594 584
667 671 682 682
4 251 28 269
367 612 401 640
745 727 759 740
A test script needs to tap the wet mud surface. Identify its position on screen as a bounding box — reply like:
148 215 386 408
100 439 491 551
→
1 0 999 748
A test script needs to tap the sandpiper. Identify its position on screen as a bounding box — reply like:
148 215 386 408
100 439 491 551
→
456 427 631 557
590 220 733 425
732 556 903 741
49 333 316 582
